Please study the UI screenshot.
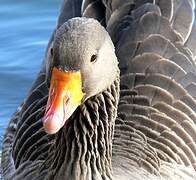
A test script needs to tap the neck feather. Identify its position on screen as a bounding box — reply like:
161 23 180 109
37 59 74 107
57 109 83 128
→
46 77 119 180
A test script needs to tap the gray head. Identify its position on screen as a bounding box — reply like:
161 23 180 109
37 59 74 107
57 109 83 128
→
43 17 119 134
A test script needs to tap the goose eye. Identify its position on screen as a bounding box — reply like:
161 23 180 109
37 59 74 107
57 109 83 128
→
90 54 97 63
50 47 54 56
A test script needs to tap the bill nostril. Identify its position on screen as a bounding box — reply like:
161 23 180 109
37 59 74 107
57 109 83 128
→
63 96 70 105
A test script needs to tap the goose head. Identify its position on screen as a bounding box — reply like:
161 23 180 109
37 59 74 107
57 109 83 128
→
43 18 119 134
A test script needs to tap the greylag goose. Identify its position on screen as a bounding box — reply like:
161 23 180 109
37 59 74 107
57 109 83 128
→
1 0 196 179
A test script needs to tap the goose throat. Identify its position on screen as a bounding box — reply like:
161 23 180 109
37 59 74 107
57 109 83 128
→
46 77 119 180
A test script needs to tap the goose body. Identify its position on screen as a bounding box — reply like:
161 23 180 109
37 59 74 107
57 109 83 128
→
1 0 196 179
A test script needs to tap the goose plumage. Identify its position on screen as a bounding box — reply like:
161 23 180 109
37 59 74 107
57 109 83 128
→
1 0 196 179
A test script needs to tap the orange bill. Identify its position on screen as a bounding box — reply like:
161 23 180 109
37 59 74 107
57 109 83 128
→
42 67 85 134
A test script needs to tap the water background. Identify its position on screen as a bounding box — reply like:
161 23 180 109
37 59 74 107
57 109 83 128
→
0 0 61 148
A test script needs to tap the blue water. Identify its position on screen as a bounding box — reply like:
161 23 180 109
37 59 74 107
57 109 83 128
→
0 0 61 148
